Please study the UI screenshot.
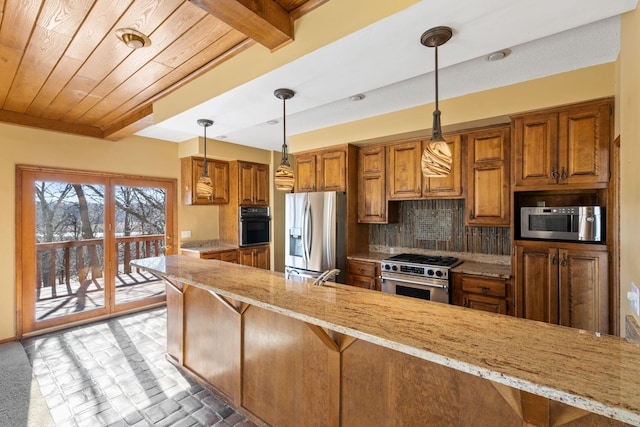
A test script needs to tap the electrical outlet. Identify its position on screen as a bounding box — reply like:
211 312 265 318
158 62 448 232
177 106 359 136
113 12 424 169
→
628 282 640 316
181 230 191 239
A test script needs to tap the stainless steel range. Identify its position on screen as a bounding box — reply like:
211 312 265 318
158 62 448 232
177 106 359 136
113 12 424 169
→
380 253 462 304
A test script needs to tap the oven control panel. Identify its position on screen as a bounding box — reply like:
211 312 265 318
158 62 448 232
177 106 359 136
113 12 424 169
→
381 262 450 279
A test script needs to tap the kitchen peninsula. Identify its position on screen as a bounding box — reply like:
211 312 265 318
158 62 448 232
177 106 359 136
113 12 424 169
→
132 255 639 427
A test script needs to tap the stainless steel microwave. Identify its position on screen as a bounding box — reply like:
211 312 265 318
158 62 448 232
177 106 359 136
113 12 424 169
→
520 206 603 242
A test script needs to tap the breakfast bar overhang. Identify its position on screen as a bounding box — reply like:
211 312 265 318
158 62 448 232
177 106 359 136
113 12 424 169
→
132 255 639 426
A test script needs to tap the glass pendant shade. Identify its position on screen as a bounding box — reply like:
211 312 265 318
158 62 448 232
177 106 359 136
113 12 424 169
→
274 88 295 191
196 119 215 199
420 26 453 178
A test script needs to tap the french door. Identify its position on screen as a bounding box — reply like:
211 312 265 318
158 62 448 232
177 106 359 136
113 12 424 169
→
16 166 176 336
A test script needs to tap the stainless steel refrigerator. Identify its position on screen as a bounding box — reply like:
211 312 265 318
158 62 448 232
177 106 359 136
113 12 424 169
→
284 192 347 284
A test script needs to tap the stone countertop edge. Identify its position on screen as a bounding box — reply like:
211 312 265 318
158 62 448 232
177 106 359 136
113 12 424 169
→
132 255 640 426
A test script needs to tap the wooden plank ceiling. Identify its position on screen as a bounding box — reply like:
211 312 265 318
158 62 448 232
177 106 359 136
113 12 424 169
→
0 0 327 139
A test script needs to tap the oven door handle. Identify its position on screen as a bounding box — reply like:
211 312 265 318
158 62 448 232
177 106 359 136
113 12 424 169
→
379 275 448 289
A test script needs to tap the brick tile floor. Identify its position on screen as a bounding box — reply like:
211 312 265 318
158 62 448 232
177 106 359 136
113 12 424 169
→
22 307 258 427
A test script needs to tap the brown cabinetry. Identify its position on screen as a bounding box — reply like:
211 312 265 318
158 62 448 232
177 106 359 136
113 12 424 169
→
239 245 270 270
358 145 398 224
386 136 462 201
294 147 347 192
238 161 269 206
515 242 608 334
423 135 463 198
180 157 229 205
512 98 612 189
386 140 422 200
346 259 379 290
466 126 510 226
452 273 510 315
181 248 238 263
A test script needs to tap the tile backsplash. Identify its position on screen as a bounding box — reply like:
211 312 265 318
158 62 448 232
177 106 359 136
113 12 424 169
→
368 199 510 255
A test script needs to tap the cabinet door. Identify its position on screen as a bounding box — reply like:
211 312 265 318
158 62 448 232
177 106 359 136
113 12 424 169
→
463 293 507 314
347 260 378 290
294 154 317 192
238 162 256 205
558 248 608 333
558 102 610 185
466 127 510 226
347 274 376 290
253 163 269 206
512 113 558 187
358 145 388 223
210 160 230 204
423 134 462 197
238 248 255 267
318 149 346 192
387 141 422 200
253 245 270 270
516 244 558 324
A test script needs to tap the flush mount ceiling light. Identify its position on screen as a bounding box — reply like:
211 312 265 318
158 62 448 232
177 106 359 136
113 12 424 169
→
420 26 453 177
115 28 151 49
349 94 366 102
274 88 295 191
196 119 214 199
487 49 511 62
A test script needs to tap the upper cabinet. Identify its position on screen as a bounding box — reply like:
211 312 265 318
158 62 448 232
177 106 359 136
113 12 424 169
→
512 98 612 190
465 126 511 226
423 135 462 198
358 145 398 224
386 140 422 200
238 161 269 206
181 156 229 205
386 136 463 201
294 147 347 192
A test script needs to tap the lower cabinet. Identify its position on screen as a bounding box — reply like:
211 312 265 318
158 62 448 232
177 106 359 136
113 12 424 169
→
514 242 609 334
239 245 270 270
452 273 511 315
181 248 238 263
346 259 380 290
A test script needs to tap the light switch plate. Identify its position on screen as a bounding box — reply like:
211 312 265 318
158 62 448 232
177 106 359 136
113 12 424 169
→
629 282 640 316
181 230 191 239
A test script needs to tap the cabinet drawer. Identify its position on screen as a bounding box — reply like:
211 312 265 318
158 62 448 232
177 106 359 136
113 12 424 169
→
217 250 238 262
461 276 507 298
347 260 377 277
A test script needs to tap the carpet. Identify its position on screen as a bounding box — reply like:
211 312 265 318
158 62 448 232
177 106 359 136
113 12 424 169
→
0 341 54 427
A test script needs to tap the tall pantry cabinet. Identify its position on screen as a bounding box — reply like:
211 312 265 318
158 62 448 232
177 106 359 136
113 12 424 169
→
511 97 614 334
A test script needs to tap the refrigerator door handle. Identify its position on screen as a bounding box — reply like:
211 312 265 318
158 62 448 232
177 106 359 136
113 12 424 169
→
325 194 333 267
303 197 311 262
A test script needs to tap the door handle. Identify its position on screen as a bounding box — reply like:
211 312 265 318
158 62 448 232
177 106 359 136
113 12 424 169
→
551 167 559 179
551 253 558 265
560 254 567 267
560 167 567 181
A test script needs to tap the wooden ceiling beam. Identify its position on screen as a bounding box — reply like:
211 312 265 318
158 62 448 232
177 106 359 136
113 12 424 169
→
0 110 103 139
190 0 293 50
103 104 154 141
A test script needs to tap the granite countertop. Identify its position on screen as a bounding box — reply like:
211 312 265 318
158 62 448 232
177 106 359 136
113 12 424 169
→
180 240 238 254
348 250 512 279
133 255 640 425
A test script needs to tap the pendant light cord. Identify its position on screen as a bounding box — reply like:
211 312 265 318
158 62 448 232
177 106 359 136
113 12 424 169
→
281 95 290 166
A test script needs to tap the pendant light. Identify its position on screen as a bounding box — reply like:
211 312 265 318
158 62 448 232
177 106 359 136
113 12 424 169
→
420 26 453 177
196 119 214 199
274 88 295 191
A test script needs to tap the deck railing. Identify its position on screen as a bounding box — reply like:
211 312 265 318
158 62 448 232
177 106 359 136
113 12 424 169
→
35 234 165 300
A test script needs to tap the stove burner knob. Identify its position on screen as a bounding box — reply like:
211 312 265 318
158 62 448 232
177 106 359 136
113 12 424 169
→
384 264 390 270
392 265 398 271
427 269 434 276
435 270 443 277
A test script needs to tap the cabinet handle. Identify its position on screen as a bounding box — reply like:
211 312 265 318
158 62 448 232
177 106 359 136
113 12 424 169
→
478 286 489 294
469 210 475 220
551 167 559 179
551 252 558 265
560 254 567 267
560 167 567 181
359 268 365 274
463 297 467 307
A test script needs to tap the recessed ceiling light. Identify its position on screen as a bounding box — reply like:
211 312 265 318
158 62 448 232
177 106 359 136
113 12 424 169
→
115 28 151 49
349 94 366 102
216 135 227 139
487 49 511 62
267 119 279 125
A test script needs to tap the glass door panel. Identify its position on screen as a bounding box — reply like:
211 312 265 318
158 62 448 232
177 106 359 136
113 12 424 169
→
34 181 106 323
114 184 167 306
